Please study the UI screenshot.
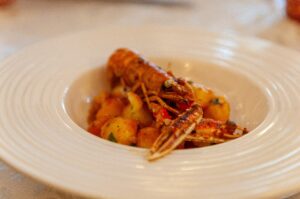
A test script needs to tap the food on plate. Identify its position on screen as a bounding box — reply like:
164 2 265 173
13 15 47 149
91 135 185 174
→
101 117 138 145
88 48 248 161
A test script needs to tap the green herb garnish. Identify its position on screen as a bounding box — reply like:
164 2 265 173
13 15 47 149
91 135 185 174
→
211 98 220 105
108 132 117 143
187 80 194 84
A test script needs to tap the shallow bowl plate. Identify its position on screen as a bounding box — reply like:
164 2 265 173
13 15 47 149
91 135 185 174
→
0 26 300 198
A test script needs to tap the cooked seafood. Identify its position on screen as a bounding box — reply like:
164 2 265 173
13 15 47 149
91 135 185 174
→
107 48 195 115
88 48 248 161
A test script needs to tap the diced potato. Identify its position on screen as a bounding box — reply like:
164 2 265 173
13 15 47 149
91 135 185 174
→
96 97 125 120
88 91 110 124
89 115 112 135
122 106 153 127
101 117 138 145
88 101 101 124
89 97 126 133
204 96 230 122
88 119 108 136
137 127 160 148
127 91 143 110
111 84 126 97
193 84 215 108
93 91 109 104
122 92 153 126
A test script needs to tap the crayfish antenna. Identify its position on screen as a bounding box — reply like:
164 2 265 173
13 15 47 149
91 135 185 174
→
148 104 203 161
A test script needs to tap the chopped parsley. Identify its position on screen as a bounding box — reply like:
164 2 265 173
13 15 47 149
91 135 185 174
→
108 132 117 143
187 80 194 84
211 98 220 105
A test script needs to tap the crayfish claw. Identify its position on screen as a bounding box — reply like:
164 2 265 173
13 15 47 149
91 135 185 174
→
148 104 203 161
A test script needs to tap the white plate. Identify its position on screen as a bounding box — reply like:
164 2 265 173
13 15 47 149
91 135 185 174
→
0 26 300 199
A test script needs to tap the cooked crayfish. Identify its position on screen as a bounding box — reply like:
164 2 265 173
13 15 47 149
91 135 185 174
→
106 48 248 161
108 48 203 160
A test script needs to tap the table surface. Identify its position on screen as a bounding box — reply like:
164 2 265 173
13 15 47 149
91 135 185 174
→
1 0 300 198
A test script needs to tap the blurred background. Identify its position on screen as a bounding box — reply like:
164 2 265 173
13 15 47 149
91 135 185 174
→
1 0 300 61
1 0 300 198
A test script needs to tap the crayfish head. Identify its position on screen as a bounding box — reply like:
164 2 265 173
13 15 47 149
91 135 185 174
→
164 78 195 101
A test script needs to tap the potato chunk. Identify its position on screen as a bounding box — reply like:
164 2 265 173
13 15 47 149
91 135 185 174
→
193 84 215 108
204 96 230 122
96 97 125 119
88 91 110 124
122 92 153 126
111 84 126 97
137 127 160 148
96 97 125 120
101 117 138 145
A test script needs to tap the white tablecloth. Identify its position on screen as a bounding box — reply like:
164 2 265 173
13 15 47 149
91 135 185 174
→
1 0 300 198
